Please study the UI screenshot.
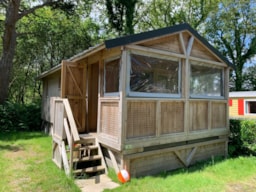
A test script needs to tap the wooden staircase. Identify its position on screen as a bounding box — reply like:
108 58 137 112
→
69 136 106 178
51 98 106 179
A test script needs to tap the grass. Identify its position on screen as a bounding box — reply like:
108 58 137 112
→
106 157 256 192
0 131 80 192
1 131 256 192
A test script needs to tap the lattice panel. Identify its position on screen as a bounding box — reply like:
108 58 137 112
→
161 102 184 134
127 101 156 139
100 102 119 138
189 101 208 131
211 102 226 128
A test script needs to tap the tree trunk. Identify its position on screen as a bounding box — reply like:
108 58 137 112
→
0 0 20 104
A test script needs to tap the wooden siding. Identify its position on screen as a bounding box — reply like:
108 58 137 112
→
211 101 226 128
126 101 156 139
229 97 256 119
190 39 220 62
141 34 183 54
126 140 226 177
189 101 208 131
42 71 61 122
161 101 184 134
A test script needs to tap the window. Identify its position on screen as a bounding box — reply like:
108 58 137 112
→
104 58 120 94
129 53 180 97
245 100 256 114
190 64 224 98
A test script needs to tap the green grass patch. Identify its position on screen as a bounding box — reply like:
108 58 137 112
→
1 131 256 192
0 131 80 192
106 157 256 192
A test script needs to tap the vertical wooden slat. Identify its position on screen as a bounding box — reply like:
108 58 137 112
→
121 49 127 149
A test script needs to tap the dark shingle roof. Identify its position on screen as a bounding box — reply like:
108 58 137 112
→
105 23 233 68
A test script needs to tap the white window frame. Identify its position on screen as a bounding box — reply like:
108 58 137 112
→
127 50 181 98
104 56 121 97
244 99 256 115
190 61 225 99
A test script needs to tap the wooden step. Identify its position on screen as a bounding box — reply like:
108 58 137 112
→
67 145 98 153
73 155 102 163
77 138 95 145
72 145 98 151
73 165 105 174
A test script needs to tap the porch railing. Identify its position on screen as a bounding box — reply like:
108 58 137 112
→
51 97 80 175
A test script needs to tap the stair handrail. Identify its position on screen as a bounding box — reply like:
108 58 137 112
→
63 98 80 142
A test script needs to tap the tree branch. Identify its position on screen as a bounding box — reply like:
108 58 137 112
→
18 1 61 19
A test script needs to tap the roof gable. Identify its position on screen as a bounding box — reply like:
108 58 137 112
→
105 23 233 68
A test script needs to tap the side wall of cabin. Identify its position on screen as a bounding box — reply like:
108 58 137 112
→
41 71 61 133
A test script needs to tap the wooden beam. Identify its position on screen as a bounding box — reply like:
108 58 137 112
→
120 49 127 150
189 56 226 67
186 36 194 56
61 141 70 176
63 99 80 142
108 149 120 174
156 100 161 137
179 33 186 55
124 138 226 159
126 44 186 59
64 118 72 147
174 151 186 167
96 139 108 174
186 147 198 166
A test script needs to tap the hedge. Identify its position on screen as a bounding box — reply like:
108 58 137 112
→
0 101 41 132
229 119 256 157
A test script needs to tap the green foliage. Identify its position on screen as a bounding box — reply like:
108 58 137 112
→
240 120 256 151
0 101 41 132
105 0 138 35
138 0 220 31
229 119 256 157
203 0 256 91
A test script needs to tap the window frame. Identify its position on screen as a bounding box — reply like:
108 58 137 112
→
127 50 182 98
189 61 225 99
103 56 121 97
244 99 256 115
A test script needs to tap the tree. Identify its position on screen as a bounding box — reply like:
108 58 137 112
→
243 64 256 90
0 0 76 104
138 0 220 30
7 6 99 104
203 0 256 91
105 0 139 35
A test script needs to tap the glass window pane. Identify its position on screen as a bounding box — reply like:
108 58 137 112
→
190 64 223 97
105 58 120 93
130 54 180 94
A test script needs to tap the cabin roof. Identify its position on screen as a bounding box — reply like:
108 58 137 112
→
37 23 233 80
105 23 233 68
229 91 256 98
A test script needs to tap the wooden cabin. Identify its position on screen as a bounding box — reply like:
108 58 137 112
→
229 91 256 119
38 23 233 177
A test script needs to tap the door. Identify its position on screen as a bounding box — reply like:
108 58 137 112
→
61 61 87 133
87 63 99 132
